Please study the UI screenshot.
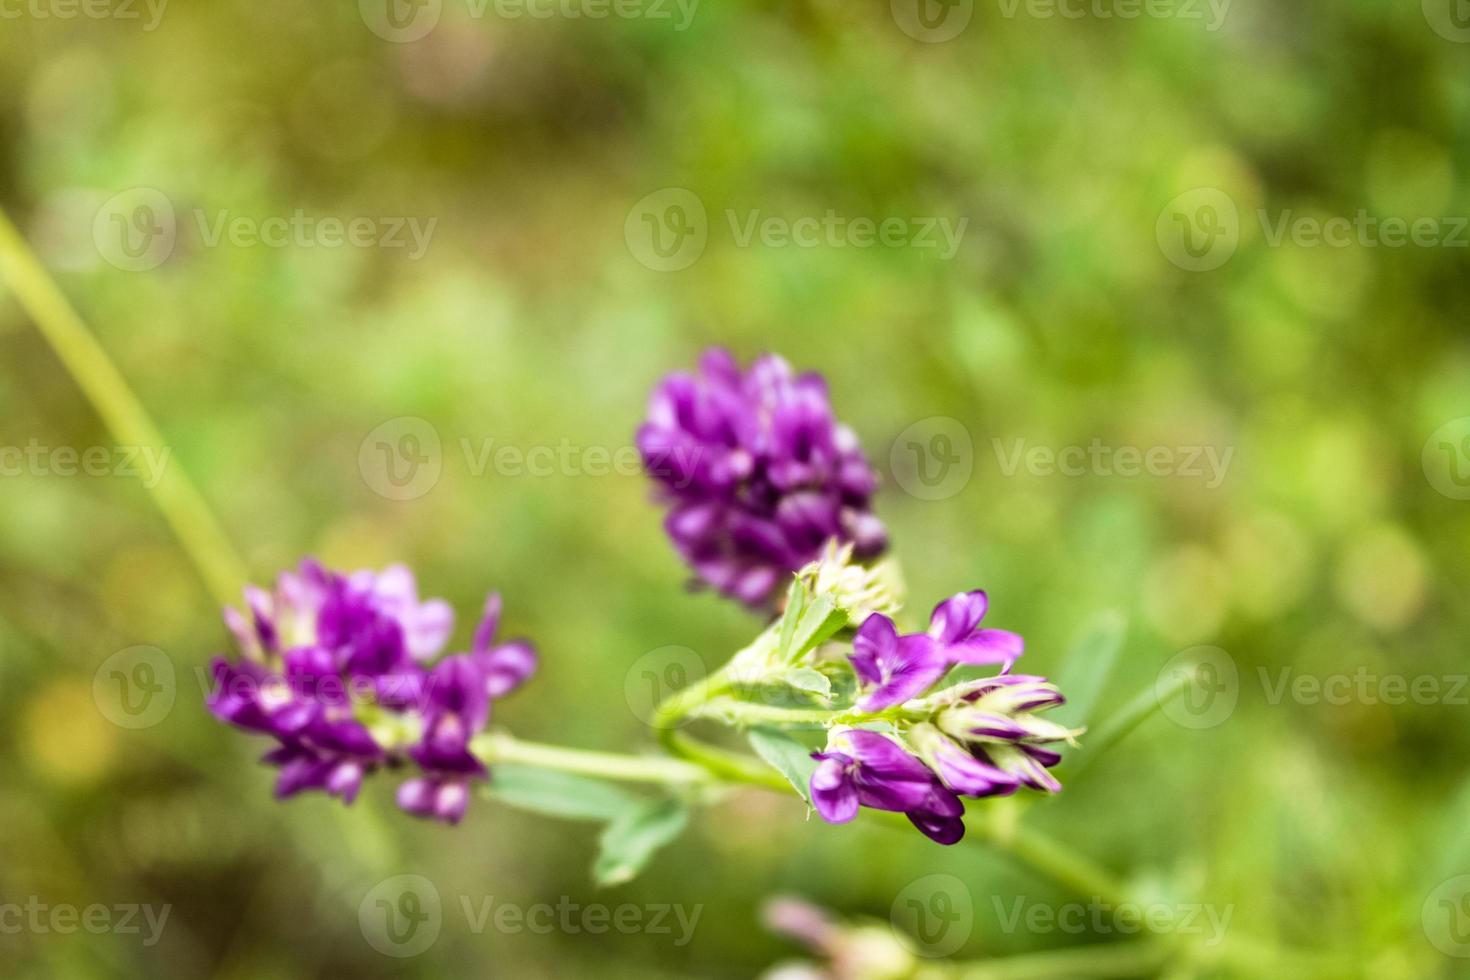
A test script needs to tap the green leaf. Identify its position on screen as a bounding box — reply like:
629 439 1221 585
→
783 667 832 698
747 727 819 804
486 765 643 822
1052 611 1126 728
786 594 846 662
593 798 690 887
778 577 806 657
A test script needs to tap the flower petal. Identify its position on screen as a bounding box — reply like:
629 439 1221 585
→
849 613 897 687
809 757 859 824
946 629 1024 665
928 591 989 644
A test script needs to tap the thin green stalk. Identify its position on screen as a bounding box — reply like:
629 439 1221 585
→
0 204 246 607
976 816 1134 909
937 940 1177 979
1062 666 1196 782
472 732 718 785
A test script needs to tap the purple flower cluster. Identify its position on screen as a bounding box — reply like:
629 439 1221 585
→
637 348 887 607
809 591 1070 844
207 559 536 825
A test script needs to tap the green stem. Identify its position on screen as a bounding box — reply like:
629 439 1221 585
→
1062 665 1195 782
935 940 1177 980
0 204 247 607
472 732 717 785
975 814 1134 909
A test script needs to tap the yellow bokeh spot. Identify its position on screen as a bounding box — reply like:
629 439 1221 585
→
1334 524 1428 632
24 678 117 786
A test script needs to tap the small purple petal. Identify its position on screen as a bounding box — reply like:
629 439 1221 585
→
928 591 989 644
809 756 859 824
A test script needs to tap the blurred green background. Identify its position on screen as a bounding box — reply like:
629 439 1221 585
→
1 0 1469 976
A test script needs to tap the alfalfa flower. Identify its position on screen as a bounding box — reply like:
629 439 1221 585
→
807 587 1077 844
638 348 887 607
206 558 538 825
810 728 966 845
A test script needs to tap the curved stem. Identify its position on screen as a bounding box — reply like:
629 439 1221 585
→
975 816 1133 908
0 205 247 607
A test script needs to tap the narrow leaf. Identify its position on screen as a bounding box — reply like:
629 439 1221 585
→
593 798 690 887
1052 611 1127 728
747 727 819 804
778 577 806 658
784 667 832 698
787 594 845 661
486 765 642 822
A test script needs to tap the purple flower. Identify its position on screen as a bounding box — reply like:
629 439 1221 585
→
809 729 966 845
638 348 887 607
206 558 538 826
926 590 1024 665
849 613 947 711
929 675 1074 795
